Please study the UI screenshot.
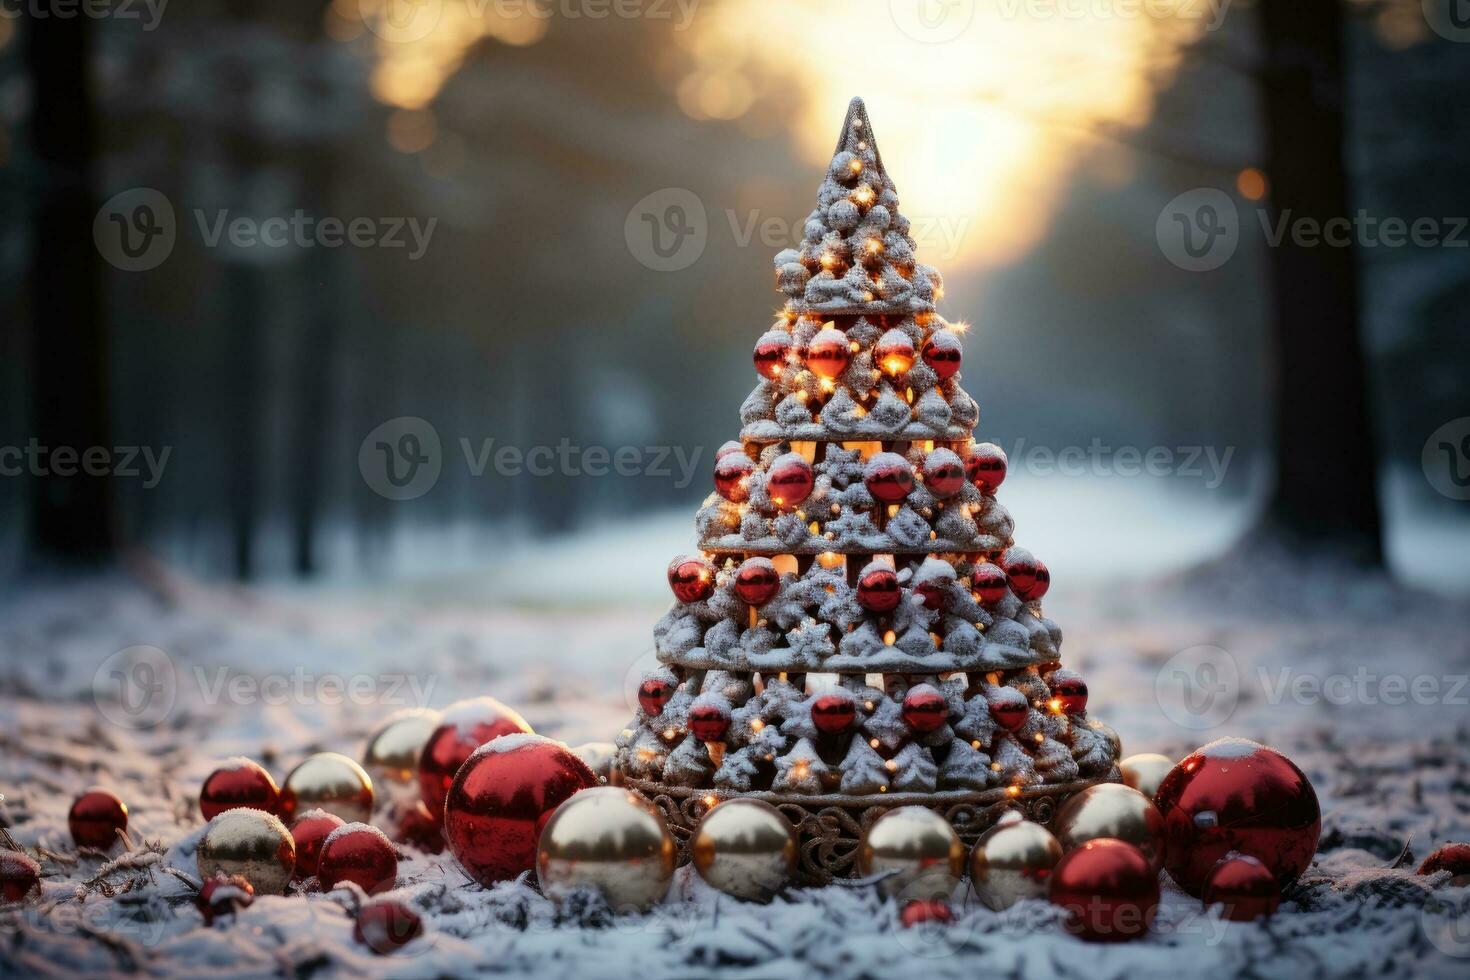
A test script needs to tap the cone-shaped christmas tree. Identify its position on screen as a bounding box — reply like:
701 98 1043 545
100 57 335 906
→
616 99 1119 882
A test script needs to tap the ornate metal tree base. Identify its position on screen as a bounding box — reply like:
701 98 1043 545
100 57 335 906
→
624 771 1120 885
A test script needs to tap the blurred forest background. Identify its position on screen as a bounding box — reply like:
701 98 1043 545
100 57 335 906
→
1 0 1467 590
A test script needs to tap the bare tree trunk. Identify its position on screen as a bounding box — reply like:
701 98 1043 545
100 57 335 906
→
24 11 112 563
1255 0 1382 565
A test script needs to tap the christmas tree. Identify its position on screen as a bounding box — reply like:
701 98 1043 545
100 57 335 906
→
616 99 1119 882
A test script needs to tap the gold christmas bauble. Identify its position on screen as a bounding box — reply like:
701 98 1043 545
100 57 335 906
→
969 811 1063 910
570 742 618 782
692 799 797 902
857 806 964 899
279 752 375 824
1120 753 1175 801
1053 783 1165 869
536 787 676 913
197 807 295 895
363 709 440 804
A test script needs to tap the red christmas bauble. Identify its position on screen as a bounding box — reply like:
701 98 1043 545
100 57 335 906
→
1013 560 1050 602
875 328 916 376
971 563 1009 605
988 692 1028 733
999 547 1039 594
856 566 901 613
1049 838 1159 942
806 327 851 379
1152 738 1321 897
637 675 677 716
444 734 599 886
966 442 1008 493
395 800 445 855
921 331 962 381
289 809 345 880
1418 842 1470 883
688 702 731 742
734 558 780 606
1049 672 1088 715
200 760 280 821
418 697 534 819
69 789 128 850
1203 854 1280 921
715 440 745 461
900 899 954 928
922 450 966 498
355 900 425 954
914 578 951 612
0 851 41 903
753 330 792 380
902 686 948 734
668 556 716 603
714 454 754 503
197 872 254 925
318 823 398 894
811 694 857 735
766 454 814 510
864 452 914 504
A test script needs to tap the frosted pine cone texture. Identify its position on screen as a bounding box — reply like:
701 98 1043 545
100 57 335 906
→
617 99 1115 798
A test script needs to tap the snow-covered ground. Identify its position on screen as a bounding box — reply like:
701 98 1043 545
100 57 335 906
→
2 483 1470 978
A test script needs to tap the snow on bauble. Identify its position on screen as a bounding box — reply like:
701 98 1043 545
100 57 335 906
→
418 697 533 819
922 329 962 381
971 562 1009 605
637 672 677 716
753 330 792 379
766 453 815 510
1049 669 1088 714
289 809 344 880
734 557 780 606
966 442 1008 493
715 439 745 460
805 327 851 379
317 822 397 894
875 329 916 376
864 452 914 504
688 696 732 742
922 448 966 498
811 692 858 735
856 563 901 612
196 872 254 926
714 453 754 503
668 555 716 603
1000 546 1040 593
0 850 41 903
987 687 1029 732
901 685 948 734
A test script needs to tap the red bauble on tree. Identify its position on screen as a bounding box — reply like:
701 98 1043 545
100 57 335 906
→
418 697 534 819
688 701 731 742
1013 560 1050 602
1049 671 1088 715
443 734 599 886
0 851 41 903
355 900 425 954
856 565 901 612
971 563 1009 605
734 558 780 606
753 330 791 380
1204 854 1280 921
966 442 1008 493
713 453 754 502
289 809 345 880
999 546 1040 595
875 328 916 376
317 823 398 894
901 685 948 734
668 556 716 603
1152 738 1321 897
766 453 814 509
1049 838 1159 942
197 872 254 925
805 327 851 379
200 760 280 821
864 452 913 504
922 449 966 498
811 693 857 735
988 689 1028 732
69 789 127 850
637 674 677 716
921 329 962 381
